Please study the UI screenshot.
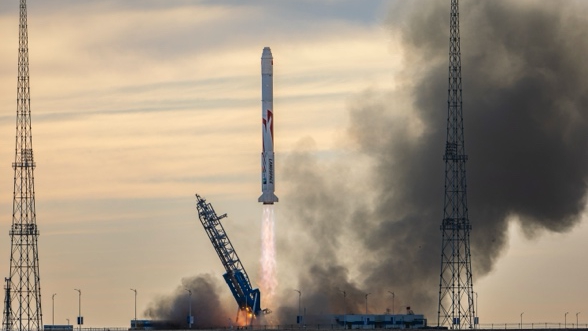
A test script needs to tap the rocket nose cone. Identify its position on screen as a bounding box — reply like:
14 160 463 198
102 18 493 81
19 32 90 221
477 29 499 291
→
262 47 273 59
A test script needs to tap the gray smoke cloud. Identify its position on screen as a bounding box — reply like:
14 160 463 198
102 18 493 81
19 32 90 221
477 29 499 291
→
277 139 366 324
278 0 588 323
144 274 231 328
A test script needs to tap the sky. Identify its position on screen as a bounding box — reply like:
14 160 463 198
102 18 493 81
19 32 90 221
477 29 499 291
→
0 0 587 328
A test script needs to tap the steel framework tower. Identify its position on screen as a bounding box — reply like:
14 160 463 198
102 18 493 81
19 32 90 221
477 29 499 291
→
437 0 475 329
195 194 264 321
2 0 43 330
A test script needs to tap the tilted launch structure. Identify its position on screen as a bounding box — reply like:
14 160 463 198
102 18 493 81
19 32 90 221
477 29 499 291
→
437 0 475 329
2 0 44 330
195 194 266 323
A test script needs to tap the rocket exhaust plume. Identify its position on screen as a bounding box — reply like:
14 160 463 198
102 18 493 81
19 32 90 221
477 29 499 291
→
260 205 277 309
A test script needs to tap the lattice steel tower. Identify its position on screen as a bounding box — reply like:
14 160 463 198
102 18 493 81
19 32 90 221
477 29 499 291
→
2 0 43 330
437 0 474 329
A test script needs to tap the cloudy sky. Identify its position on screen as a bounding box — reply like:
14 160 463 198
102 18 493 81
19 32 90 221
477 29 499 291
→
0 0 587 328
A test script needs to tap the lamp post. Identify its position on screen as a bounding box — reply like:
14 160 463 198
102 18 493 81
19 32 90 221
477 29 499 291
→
576 312 580 329
294 290 301 324
74 289 82 331
365 293 371 315
566 312 569 329
340 290 346 326
474 292 479 329
388 291 395 315
186 289 192 329
52 293 57 327
130 289 137 329
66 318 70 326
520 312 524 329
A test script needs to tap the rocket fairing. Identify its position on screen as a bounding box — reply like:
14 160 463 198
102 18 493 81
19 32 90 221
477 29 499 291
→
258 47 279 205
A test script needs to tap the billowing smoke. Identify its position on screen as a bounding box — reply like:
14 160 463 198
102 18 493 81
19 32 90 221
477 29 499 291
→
144 274 231 328
278 138 367 323
278 0 588 323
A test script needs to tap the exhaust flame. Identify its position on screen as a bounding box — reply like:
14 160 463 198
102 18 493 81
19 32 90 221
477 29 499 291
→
235 308 255 327
260 204 277 310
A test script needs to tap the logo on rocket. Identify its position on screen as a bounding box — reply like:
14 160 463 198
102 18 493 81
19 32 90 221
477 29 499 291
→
258 47 279 204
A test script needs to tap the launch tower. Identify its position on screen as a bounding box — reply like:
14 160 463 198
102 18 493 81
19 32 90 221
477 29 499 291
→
437 0 475 329
2 0 43 330
195 194 265 322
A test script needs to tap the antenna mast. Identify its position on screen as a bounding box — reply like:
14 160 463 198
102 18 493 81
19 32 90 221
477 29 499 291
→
2 0 43 330
437 0 475 329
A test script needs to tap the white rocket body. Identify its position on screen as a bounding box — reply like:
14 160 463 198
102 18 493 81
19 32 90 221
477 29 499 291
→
258 47 279 204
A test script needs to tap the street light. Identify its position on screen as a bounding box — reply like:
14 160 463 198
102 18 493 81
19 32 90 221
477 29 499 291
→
74 289 82 331
577 312 581 329
294 290 301 324
340 290 347 327
186 289 192 329
339 290 346 314
474 292 479 329
566 312 569 329
66 318 69 326
52 293 57 327
130 289 137 329
365 293 371 315
388 291 395 315
520 312 524 329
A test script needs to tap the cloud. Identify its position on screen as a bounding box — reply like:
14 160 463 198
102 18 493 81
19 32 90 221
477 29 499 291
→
278 0 588 323
144 274 231 328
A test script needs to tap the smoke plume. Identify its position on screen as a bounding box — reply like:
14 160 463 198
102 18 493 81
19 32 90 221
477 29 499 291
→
144 274 231 328
279 0 588 323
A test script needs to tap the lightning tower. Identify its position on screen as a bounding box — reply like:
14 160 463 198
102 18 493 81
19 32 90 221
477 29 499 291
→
2 0 43 330
437 0 475 329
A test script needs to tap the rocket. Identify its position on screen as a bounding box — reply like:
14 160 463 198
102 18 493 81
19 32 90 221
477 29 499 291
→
258 47 279 204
